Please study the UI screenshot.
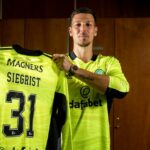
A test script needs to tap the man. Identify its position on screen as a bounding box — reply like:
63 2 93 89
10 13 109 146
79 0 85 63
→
53 7 129 150
0 44 72 150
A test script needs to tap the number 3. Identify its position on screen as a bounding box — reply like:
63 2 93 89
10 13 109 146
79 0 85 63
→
3 91 35 137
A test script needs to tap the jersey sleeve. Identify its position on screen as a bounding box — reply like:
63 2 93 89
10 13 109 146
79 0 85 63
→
56 70 73 150
106 57 130 98
47 63 73 150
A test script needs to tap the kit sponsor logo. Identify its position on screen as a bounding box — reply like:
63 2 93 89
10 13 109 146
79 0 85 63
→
70 86 102 109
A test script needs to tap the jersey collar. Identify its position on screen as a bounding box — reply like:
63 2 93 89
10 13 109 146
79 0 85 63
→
69 51 98 61
12 44 43 56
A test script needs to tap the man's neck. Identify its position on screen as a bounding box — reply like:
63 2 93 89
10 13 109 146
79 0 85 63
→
73 45 93 63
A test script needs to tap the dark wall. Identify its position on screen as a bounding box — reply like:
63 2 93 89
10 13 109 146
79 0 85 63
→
2 0 150 19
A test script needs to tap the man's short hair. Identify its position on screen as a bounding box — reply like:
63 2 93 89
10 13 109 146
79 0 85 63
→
69 7 97 25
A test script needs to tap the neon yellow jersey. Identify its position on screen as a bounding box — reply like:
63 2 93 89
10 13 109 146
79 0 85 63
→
65 52 129 150
0 45 72 150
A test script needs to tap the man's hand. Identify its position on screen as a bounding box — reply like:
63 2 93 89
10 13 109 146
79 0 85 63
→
53 54 73 72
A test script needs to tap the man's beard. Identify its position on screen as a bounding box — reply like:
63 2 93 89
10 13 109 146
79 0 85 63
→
78 42 90 47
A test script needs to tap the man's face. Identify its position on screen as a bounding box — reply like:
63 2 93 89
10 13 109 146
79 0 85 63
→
69 13 98 47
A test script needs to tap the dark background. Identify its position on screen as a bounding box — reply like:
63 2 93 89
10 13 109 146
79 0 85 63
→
2 0 150 19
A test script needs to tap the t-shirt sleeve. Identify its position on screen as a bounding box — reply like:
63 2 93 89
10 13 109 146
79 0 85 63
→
106 57 129 94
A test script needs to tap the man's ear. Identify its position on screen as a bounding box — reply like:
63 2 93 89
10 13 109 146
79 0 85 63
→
94 26 98 37
68 27 73 37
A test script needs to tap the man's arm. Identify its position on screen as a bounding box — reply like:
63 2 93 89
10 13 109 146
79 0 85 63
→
53 54 109 95
53 54 129 96
69 65 109 94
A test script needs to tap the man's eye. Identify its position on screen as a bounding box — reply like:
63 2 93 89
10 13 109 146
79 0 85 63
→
86 23 91 27
76 24 81 27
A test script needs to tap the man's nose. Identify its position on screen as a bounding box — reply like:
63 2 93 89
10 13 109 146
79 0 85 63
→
80 24 87 32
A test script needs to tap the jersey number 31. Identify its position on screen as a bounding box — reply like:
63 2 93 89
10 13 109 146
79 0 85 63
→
3 91 35 137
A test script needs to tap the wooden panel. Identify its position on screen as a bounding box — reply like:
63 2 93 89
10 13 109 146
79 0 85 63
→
24 19 69 54
0 19 24 46
2 0 150 18
114 18 150 150
3 0 73 18
94 18 115 56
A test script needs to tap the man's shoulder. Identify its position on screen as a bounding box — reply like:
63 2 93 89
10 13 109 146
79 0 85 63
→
97 54 117 62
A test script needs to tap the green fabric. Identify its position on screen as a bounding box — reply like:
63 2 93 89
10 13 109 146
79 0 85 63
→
0 48 71 149
64 54 129 150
